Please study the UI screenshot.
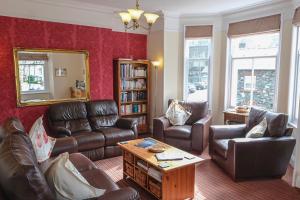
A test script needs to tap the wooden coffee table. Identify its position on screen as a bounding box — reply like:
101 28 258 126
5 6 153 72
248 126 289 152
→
118 138 203 200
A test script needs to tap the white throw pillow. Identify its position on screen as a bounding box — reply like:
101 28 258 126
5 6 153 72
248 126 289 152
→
245 117 267 138
165 100 191 126
29 116 56 163
45 152 105 200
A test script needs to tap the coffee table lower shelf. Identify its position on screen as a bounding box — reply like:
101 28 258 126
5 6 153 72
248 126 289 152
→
122 150 195 200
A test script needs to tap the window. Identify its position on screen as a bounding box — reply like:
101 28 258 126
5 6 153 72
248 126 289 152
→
228 32 280 110
184 38 211 102
19 60 47 93
289 27 300 125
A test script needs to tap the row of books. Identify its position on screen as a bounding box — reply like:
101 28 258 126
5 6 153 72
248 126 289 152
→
120 64 147 78
136 116 147 127
120 104 147 115
121 91 147 102
121 79 146 90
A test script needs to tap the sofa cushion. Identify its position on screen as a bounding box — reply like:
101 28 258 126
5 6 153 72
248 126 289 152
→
48 102 92 133
164 125 192 139
168 100 208 125
213 139 229 159
265 112 288 137
0 132 54 200
246 107 267 132
69 153 97 172
98 127 135 146
86 100 119 130
72 132 105 151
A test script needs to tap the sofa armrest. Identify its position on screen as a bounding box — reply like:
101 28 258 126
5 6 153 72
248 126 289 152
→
49 126 72 138
228 137 296 179
96 187 140 200
116 118 138 138
153 116 170 141
51 137 78 157
191 115 212 152
209 124 246 140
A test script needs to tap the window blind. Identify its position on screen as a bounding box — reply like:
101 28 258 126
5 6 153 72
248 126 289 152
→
185 25 213 38
227 14 281 37
293 7 300 26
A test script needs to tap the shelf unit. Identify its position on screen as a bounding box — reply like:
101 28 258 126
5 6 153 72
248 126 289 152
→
123 150 162 199
114 59 151 134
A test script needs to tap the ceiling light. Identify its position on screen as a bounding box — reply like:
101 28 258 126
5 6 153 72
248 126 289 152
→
118 0 159 32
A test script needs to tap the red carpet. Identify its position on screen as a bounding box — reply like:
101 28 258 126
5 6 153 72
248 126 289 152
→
94 150 300 200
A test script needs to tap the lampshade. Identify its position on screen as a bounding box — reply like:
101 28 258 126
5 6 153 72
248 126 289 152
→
128 9 144 20
144 13 159 25
151 61 160 67
119 12 132 24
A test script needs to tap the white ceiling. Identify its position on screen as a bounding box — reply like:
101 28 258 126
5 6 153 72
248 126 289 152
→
67 0 288 15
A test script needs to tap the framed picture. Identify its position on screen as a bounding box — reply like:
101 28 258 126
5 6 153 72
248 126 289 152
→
55 67 67 77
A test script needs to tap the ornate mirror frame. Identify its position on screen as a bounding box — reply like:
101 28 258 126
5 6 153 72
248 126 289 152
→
13 48 91 107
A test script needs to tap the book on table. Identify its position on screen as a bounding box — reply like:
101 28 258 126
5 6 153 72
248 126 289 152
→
155 152 184 161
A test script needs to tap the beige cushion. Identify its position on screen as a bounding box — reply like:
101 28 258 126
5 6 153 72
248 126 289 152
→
245 117 267 138
44 152 105 200
29 116 56 163
166 100 191 126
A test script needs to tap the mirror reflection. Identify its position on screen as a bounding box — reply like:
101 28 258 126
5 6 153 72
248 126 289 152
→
14 48 90 107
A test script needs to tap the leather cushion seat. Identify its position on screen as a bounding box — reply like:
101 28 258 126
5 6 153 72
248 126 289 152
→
86 101 119 129
164 125 192 139
98 127 135 146
213 139 229 159
72 132 105 151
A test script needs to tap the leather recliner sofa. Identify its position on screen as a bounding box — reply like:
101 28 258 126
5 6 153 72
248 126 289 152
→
0 118 140 200
47 100 138 161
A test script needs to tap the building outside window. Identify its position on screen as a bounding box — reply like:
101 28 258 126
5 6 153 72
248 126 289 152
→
228 32 280 110
184 38 211 102
19 60 47 93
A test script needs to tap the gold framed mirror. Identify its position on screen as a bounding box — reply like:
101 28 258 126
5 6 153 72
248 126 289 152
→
13 48 90 107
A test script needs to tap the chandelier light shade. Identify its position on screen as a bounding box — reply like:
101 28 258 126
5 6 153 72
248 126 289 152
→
118 0 159 32
144 13 160 25
128 9 144 21
119 12 132 25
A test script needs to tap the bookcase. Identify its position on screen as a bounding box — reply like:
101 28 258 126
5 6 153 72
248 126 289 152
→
114 59 150 134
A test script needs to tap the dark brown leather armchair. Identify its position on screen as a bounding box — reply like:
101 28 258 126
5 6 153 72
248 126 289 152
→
209 107 296 181
153 100 212 153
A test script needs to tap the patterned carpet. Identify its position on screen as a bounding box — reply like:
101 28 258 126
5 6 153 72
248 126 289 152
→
94 150 300 200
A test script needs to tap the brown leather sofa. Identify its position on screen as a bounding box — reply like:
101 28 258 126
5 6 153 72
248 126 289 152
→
209 107 296 181
47 100 138 161
153 100 212 153
0 118 140 200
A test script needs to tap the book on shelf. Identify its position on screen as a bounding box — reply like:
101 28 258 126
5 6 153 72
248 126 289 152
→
120 64 147 78
121 91 147 103
120 104 147 115
148 167 162 182
121 79 146 90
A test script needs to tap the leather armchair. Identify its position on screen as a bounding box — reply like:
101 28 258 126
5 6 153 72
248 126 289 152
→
153 101 212 153
209 108 296 181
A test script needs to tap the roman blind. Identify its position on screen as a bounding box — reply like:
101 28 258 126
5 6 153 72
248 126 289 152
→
293 7 300 26
227 14 281 37
18 53 48 61
185 25 213 38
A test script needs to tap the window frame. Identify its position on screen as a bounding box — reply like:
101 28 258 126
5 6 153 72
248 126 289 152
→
289 26 300 127
183 36 212 106
19 60 49 95
226 33 280 111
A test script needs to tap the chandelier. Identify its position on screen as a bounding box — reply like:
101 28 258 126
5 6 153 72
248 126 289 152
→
119 0 159 32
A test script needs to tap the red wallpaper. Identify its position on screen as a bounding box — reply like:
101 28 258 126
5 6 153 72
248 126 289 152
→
0 16 147 130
